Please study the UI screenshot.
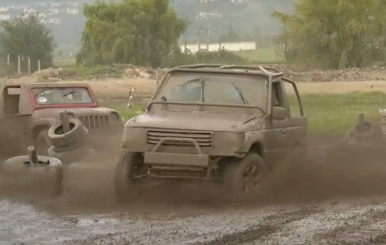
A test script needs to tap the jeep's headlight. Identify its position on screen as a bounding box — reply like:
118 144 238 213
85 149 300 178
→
110 112 120 122
213 132 245 148
121 127 146 145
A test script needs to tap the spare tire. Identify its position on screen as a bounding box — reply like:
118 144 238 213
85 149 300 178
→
0 155 64 196
48 119 88 148
53 136 89 153
345 122 375 144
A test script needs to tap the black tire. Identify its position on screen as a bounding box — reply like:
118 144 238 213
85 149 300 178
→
35 130 51 155
114 151 142 203
48 119 88 148
0 155 64 196
223 153 268 195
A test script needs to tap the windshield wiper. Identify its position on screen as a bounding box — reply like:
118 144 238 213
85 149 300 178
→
232 83 248 104
34 88 49 97
62 90 75 97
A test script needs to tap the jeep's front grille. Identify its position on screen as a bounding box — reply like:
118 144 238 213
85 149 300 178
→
147 129 212 147
78 115 109 129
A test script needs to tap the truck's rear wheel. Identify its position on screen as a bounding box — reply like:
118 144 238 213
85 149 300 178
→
114 151 142 203
224 153 268 195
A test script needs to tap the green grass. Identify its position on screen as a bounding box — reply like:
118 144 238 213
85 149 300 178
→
109 92 386 135
53 58 76 68
100 101 147 120
289 91 386 135
234 48 280 63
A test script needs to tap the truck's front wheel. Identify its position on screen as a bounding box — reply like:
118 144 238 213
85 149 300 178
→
224 153 268 195
114 151 142 203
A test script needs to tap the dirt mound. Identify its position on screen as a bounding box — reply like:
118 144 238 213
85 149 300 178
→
286 66 386 82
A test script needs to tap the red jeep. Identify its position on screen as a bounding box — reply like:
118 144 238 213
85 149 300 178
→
0 82 124 157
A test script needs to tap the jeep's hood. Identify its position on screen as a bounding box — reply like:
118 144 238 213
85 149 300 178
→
127 112 265 131
32 107 117 119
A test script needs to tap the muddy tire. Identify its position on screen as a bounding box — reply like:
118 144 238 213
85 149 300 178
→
48 119 88 148
48 145 92 164
224 153 268 195
53 137 88 153
0 155 64 196
114 151 141 203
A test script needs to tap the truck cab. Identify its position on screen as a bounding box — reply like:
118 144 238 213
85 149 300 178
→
115 64 307 201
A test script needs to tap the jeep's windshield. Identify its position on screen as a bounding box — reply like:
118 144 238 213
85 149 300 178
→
32 87 93 105
155 72 267 109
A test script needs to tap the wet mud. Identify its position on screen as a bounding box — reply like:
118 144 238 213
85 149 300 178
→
2 136 386 244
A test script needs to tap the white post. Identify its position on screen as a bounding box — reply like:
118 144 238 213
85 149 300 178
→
7 54 9 64
28 57 31 74
38 60 41 71
17 55 21 75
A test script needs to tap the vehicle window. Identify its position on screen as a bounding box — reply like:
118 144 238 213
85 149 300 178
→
272 82 283 107
169 80 203 102
284 81 302 116
32 87 93 105
155 73 267 108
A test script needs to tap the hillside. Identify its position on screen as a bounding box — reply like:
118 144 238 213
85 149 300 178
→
0 0 294 50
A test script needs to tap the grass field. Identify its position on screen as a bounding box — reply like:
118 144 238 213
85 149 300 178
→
290 92 385 134
234 48 280 63
108 91 386 135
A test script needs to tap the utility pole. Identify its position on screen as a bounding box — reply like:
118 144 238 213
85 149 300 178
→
198 0 211 52
205 0 210 51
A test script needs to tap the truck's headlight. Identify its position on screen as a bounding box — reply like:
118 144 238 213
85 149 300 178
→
121 127 146 143
213 132 245 147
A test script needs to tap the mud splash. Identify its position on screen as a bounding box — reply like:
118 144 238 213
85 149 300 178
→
2 137 386 244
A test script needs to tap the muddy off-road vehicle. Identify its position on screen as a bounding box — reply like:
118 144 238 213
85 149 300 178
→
115 64 307 200
0 82 124 156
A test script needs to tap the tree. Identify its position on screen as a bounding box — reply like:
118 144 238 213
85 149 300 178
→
0 13 55 73
219 25 241 43
272 0 386 69
77 0 188 68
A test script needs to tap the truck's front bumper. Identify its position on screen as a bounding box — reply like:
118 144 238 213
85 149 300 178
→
143 137 209 167
144 152 209 167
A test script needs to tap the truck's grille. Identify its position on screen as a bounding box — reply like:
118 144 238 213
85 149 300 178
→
147 129 212 147
77 115 109 129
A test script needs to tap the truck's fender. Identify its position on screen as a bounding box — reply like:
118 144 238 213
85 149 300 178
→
242 131 265 154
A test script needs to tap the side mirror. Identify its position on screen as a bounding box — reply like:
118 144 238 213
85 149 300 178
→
272 106 287 120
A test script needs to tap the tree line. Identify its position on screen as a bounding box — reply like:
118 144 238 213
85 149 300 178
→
1 0 385 72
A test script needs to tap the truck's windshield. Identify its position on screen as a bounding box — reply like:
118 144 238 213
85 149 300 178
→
155 72 267 108
32 87 93 105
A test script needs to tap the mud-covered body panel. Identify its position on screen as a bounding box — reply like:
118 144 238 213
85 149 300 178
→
119 64 308 176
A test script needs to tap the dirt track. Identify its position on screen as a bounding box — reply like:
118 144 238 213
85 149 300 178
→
2 140 386 244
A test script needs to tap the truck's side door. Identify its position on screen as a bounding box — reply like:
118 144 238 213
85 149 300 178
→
265 79 307 169
272 79 307 158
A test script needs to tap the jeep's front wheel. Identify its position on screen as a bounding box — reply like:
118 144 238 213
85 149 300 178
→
114 151 142 203
224 153 268 194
